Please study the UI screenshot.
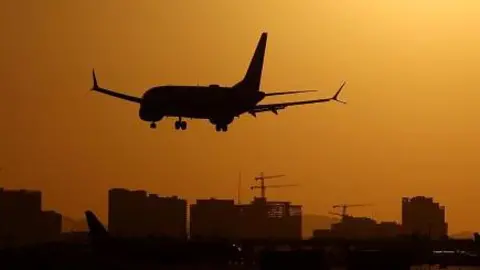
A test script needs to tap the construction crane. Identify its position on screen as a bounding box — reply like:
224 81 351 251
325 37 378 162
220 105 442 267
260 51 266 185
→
331 204 372 219
250 184 298 199
251 172 294 199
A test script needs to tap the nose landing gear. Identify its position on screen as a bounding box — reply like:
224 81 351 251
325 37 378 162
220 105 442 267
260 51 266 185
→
150 122 157 129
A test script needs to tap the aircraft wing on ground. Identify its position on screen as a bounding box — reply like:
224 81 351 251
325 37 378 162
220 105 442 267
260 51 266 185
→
91 69 142 103
248 82 346 116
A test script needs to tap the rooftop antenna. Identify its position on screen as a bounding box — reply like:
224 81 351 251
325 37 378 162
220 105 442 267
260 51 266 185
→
237 172 242 204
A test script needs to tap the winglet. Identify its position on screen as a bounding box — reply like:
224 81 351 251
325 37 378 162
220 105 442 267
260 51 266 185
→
331 81 347 104
91 69 99 91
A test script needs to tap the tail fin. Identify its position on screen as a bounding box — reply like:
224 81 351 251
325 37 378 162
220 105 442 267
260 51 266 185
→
85 210 109 240
233 32 268 91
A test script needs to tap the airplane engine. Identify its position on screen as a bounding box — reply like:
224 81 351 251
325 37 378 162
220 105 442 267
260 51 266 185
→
209 116 233 126
138 107 164 122
209 116 234 132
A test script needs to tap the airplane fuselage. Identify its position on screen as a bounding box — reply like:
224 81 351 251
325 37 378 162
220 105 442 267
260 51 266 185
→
139 85 265 125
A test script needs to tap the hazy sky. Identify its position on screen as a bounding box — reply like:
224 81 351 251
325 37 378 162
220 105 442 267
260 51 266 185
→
2 1 480 233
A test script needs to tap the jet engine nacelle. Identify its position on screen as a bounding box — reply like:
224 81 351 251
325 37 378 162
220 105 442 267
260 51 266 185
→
209 116 234 126
139 107 164 122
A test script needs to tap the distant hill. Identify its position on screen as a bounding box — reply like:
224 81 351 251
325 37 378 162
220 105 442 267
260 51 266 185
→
450 231 474 239
302 214 339 239
62 214 339 237
62 216 88 232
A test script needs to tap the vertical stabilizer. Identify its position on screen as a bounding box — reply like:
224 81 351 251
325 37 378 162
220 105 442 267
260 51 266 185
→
85 210 109 240
234 32 268 91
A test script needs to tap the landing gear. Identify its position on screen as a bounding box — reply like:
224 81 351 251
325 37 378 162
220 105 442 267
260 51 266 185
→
210 117 232 133
150 122 157 129
174 118 187 130
215 124 228 132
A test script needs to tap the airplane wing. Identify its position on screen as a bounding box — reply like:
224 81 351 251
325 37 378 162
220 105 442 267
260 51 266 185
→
91 69 142 103
248 82 346 116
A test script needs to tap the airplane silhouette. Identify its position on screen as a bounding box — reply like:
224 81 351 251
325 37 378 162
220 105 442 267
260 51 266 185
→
91 32 347 132
84 210 240 265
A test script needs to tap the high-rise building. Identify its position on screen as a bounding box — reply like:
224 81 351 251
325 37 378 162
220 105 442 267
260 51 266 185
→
0 188 62 247
108 188 147 237
401 196 448 239
190 198 239 240
108 188 187 239
237 198 302 240
147 194 187 239
189 197 302 240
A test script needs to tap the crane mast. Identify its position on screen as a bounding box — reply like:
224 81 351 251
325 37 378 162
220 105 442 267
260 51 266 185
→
251 172 296 200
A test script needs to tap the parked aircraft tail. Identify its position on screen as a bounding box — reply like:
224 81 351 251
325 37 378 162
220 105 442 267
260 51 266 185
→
233 32 268 91
85 210 109 241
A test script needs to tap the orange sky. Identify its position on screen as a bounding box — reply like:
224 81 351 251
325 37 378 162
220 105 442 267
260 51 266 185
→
2 1 480 233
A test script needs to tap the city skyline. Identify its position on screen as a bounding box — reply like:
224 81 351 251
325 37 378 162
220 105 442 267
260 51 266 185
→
3 1 480 233
0 186 460 238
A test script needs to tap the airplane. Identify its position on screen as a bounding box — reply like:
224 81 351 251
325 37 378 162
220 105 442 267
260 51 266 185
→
84 210 241 265
91 32 347 132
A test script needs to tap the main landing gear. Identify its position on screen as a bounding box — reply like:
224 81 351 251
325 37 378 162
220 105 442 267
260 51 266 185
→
149 117 187 130
215 124 228 132
210 117 232 132
174 117 187 130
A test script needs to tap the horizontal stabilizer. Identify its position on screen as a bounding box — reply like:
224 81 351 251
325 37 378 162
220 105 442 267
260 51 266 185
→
264 90 317 97
248 81 347 116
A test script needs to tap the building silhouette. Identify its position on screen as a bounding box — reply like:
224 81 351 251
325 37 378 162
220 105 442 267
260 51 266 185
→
330 216 378 239
190 198 239 240
401 196 448 239
314 216 401 239
108 188 187 239
147 193 186 239
0 188 62 247
238 197 302 240
376 221 402 238
190 197 302 240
